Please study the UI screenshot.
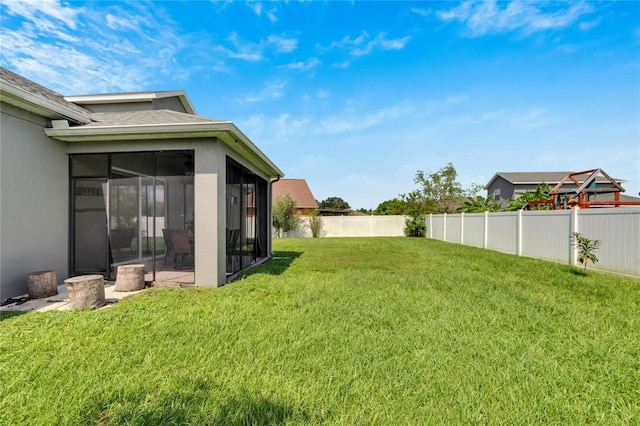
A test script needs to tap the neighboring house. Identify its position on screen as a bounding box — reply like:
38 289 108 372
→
272 179 319 216
0 67 283 300
485 171 628 209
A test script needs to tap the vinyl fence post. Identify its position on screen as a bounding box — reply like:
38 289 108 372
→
569 207 579 266
483 211 489 249
460 212 465 245
427 214 432 239
443 213 447 242
516 209 523 256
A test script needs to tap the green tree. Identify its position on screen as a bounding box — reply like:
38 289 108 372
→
506 183 552 211
374 198 408 215
272 193 300 238
573 232 601 274
408 163 465 214
318 196 351 210
457 183 500 213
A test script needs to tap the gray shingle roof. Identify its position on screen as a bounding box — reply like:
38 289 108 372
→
85 110 224 127
496 172 574 184
0 67 91 118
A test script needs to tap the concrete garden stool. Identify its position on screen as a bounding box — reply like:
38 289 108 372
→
27 270 58 299
114 264 146 292
64 275 105 310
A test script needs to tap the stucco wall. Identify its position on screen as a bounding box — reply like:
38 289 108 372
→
1 103 69 299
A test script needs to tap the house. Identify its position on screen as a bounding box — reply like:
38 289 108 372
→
0 67 283 300
484 171 627 209
272 179 319 215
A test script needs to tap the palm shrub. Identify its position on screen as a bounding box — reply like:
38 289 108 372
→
572 232 601 274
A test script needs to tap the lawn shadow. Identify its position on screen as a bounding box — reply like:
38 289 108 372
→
210 392 309 425
239 251 302 278
0 310 27 322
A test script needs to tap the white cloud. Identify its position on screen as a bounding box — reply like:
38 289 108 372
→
242 81 286 103
267 35 298 53
411 7 432 18
437 0 594 37
2 0 81 29
285 58 320 71
248 2 263 16
0 1 192 93
222 32 298 62
322 31 411 58
320 101 416 134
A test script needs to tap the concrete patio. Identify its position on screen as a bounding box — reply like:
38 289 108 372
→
0 269 196 314
0 281 147 313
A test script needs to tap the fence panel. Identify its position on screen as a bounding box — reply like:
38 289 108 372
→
464 214 485 248
446 214 462 243
431 215 446 240
486 213 517 255
287 215 407 238
427 208 640 277
521 210 572 263
579 208 640 276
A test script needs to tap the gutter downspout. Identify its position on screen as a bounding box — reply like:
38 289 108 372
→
269 175 281 255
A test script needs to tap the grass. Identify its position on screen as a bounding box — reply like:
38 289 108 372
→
1 237 639 425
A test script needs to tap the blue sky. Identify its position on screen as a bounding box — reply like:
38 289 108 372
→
2 0 639 209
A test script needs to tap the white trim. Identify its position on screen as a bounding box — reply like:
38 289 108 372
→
64 91 196 115
0 80 91 124
45 122 284 178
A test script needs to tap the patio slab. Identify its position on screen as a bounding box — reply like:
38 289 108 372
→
0 281 147 313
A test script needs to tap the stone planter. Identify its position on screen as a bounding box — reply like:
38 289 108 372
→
64 275 105 309
114 264 146 292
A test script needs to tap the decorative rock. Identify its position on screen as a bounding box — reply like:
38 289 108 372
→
64 275 105 309
114 264 146 292
27 270 58 299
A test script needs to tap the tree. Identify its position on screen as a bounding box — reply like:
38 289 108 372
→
408 163 465 214
457 183 500 213
573 232 601 274
318 196 350 211
506 183 552 211
374 198 408 215
272 193 300 238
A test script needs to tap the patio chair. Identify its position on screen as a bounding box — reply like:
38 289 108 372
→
162 229 174 265
170 229 192 268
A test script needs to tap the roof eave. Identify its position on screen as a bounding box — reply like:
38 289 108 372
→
44 122 283 177
0 81 91 124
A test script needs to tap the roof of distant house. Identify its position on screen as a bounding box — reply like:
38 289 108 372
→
272 179 319 209
485 171 625 189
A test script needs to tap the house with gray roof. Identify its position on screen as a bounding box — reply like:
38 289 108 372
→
0 67 283 300
485 171 628 209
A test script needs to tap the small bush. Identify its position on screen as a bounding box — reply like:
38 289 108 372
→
308 212 323 238
404 216 426 237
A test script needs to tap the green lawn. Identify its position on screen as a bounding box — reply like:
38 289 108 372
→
1 238 638 425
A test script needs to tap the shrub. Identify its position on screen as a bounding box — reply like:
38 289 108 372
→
404 216 426 237
308 212 323 238
573 232 601 274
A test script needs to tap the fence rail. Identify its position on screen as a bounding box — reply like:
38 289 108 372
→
427 208 640 277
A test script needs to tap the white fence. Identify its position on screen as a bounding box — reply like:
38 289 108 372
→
284 215 407 238
427 208 640 277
